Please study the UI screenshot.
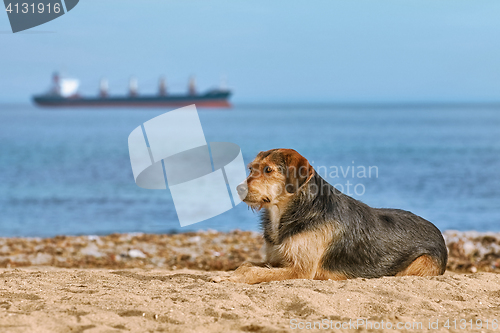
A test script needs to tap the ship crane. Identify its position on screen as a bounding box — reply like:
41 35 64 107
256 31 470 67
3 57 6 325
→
188 76 196 96
51 72 60 95
129 76 138 97
100 78 108 98
159 76 167 96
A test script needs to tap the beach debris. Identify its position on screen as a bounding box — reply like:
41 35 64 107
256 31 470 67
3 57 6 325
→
444 230 500 273
128 249 147 259
0 230 497 273
32 252 52 265
80 243 104 258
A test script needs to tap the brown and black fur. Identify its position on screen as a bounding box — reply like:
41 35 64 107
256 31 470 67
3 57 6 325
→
226 148 447 284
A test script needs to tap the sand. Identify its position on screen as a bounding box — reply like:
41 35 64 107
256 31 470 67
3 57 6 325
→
1 268 500 333
0 230 499 332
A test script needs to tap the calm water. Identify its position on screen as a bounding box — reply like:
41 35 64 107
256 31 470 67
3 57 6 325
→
0 104 499 237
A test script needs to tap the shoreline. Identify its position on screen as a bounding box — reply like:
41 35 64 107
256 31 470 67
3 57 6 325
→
0 230 499 273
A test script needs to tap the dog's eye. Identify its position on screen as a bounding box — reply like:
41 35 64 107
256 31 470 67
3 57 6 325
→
264 166 272 174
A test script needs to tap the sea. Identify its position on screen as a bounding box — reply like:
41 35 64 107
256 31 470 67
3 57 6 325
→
1 103 499 238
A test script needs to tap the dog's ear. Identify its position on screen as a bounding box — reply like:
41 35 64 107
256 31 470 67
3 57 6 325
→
284 150 314 193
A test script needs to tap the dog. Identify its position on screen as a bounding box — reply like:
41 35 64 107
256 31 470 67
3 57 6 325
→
225 148 447 284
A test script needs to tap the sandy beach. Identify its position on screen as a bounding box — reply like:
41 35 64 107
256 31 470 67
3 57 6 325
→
0 231 499 332
0 268 499 333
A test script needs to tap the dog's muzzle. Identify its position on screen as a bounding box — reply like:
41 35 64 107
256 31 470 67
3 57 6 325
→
236 184 248 200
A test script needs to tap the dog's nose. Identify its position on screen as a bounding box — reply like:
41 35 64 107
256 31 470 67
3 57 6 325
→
236 184 248 196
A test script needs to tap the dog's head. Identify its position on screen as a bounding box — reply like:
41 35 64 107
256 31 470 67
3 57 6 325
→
236 148 315 210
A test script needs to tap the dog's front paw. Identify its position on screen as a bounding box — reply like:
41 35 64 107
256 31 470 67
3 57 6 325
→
210 262 259 283
227 264 261 284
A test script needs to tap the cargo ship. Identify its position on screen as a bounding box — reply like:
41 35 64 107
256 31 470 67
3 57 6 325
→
33 73 232 108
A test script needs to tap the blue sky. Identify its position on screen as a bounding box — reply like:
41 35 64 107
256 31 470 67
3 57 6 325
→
1 0 500 103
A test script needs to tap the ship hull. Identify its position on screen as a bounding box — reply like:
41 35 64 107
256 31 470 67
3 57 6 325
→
32 92 231 108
